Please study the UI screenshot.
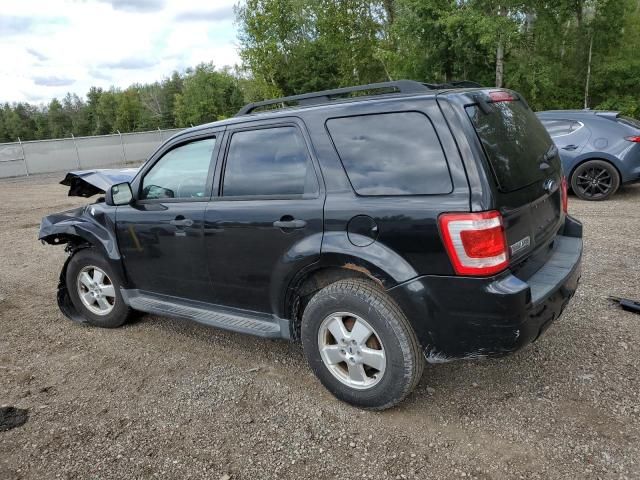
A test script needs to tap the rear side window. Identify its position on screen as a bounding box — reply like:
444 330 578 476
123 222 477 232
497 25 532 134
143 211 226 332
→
222 126 318 197
326 112 452 196
466 97 555 192
541 119 582 137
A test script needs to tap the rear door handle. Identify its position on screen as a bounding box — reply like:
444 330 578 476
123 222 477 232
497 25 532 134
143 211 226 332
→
170 217 194 227
273 219 306 229
562 144 579 151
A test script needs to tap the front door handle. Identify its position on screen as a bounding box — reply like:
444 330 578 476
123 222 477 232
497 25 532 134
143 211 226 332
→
273 218 307 229
170 217 194 227
562 144 579 151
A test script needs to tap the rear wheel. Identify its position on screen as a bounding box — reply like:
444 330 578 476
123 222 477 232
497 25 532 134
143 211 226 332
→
66 249 132 328
301 279 424 410
571 160 620 201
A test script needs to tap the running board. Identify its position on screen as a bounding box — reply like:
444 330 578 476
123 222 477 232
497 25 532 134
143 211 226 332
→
121 289 290 339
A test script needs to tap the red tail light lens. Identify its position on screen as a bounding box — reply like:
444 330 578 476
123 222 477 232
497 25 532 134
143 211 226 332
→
625 136 640 143
561 176 569 214
438 211 508 276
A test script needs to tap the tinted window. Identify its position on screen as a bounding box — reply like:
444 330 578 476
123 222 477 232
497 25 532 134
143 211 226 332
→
466 99 556 192
141 138 215 200
326 112 452 195
222 127 317 197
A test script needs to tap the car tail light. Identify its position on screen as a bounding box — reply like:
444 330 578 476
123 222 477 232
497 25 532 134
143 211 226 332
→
625 136 640 143
561 176 569 213
488 91 515 103
438 211 508 276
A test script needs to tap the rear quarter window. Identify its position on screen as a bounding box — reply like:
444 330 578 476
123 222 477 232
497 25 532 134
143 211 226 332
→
326 112 452 196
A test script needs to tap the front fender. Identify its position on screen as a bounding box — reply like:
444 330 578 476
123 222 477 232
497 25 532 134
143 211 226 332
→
39 203 120 260
39 203 128 287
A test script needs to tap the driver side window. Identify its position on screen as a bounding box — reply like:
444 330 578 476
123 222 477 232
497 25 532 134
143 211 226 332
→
141 137 216 200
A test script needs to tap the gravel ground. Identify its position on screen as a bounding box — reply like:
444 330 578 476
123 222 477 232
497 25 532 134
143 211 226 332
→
1 174 639 480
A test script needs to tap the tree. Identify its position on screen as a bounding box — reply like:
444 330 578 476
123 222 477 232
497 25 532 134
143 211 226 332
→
47 99 72 138
173 64 244 126
236 0 388 95
95 90 119 135
115 88 144 132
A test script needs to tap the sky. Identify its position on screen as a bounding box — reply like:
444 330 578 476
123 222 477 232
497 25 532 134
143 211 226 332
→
0 0 241 104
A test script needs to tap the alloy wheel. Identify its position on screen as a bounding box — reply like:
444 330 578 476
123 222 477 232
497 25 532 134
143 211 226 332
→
574 165 613 199
76 266 116 316
317 312 386 390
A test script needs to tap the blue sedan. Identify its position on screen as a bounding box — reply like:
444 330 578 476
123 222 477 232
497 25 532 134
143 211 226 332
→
537 110 640 200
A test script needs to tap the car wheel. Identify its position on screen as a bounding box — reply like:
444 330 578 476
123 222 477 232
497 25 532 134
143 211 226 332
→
66 248 132 328
571 160 620 201
301 278 424 410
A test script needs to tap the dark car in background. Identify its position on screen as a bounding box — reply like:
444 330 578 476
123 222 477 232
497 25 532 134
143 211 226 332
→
537 110 640 200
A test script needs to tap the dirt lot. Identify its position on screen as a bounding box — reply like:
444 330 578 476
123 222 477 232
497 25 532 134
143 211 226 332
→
1 174 639 480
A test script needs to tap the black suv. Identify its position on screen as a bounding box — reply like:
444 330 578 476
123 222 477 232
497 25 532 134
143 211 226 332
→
40 80 583 410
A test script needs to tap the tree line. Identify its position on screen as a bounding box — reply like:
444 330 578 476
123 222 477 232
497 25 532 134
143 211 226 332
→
1 0 639 143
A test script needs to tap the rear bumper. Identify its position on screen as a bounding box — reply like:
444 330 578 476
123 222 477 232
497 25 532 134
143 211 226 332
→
389 215 583 362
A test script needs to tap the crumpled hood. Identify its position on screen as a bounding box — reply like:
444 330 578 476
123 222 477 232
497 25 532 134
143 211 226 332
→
61 168 139 197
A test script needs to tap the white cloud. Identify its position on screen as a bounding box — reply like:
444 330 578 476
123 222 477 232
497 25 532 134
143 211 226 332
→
0 0 241 104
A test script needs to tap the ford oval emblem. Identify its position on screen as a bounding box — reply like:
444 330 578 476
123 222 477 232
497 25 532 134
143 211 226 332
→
543 179 557 193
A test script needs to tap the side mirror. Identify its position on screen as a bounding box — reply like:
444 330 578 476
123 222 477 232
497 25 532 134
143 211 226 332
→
106 182 133 206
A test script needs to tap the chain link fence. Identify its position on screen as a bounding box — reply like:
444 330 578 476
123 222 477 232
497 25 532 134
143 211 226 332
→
0 128 185 179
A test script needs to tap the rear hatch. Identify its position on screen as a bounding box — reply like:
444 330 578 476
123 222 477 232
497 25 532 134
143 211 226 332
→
463 90 565 276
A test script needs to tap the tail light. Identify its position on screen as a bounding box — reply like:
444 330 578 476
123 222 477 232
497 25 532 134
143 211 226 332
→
561 176 569 213
438 211 508 276
625 136 640 143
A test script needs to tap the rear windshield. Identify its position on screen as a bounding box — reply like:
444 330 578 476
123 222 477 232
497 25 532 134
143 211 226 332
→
466 97 554 192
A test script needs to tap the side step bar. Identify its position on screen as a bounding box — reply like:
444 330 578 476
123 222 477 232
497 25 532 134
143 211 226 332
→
121 289 291 340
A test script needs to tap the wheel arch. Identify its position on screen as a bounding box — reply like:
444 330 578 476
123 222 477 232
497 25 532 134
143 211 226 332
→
283 253 410 341
568 155 623 186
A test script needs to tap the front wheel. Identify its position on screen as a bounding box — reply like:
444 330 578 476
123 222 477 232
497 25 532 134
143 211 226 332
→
571 160 620 201
301 279 424 410
65 249 132 328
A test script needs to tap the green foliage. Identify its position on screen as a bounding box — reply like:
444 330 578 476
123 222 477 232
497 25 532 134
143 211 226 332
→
173 64 244 126
0 0 639 143
236 0 388 95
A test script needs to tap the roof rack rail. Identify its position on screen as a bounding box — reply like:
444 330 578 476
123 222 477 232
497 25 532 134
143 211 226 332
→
235 79 431 116
424 80 483 89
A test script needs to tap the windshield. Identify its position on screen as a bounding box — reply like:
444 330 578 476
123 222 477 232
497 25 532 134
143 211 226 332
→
466 97 556 192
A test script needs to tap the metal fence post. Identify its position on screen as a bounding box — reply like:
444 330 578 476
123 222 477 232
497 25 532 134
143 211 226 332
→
158 126 163 143
18 137 29 176
117 130 126 165
71 133 81 168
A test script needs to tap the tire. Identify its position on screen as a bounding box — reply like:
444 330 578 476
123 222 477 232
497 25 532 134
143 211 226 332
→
301 279 424 410
571 159 620 201
66 248 132 328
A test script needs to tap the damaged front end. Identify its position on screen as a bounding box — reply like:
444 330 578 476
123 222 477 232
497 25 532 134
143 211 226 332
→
40 168 134 322
60 168 138 197
40 203 124 324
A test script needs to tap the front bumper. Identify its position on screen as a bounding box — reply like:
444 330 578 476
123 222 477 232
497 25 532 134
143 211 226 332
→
389 215 583 362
